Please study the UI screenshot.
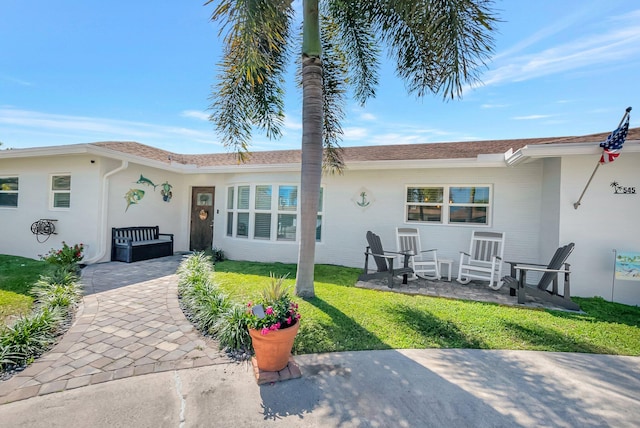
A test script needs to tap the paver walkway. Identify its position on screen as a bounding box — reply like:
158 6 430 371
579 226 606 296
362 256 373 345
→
0 254 228 404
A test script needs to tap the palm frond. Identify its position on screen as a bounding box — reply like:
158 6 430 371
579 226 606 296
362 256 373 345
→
325 1 380 105
208 0 294 159
367 0 498 99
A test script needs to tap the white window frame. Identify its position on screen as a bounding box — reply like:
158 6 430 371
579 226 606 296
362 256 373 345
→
50 174 72 210
0 176 19 208
225 184 324 242
405 184 492 226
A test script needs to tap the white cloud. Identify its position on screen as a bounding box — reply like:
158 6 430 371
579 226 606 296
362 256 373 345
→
359 112 376 121
181 110 210 121
0 108 222 149
283 114 302 130
480 9 640 88
343 127 369 140
0 75 33 86
512 115 552 120
481 103 509 109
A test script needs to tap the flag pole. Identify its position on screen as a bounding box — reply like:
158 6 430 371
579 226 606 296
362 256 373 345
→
573 107 632 210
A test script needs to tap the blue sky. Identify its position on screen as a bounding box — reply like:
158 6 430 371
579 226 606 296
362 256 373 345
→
1 1 638 154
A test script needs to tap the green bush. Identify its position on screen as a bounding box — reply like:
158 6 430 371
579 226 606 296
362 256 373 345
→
176 252 214 291
177 253 236 346
40 242 84 266
0 307 63 367
215 304 251 351
1 261 83 373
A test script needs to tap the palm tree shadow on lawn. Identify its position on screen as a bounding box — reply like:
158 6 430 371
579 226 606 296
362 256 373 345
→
392 305 486 349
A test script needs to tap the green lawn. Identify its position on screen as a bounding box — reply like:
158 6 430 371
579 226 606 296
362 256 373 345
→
214 260 640 356
0 255 53 323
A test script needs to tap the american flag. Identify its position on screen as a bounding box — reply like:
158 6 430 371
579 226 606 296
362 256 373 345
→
599 116 630 164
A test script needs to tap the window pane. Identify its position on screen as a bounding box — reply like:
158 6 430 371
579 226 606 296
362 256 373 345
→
237 212 249 237
278 186 298 211
449 206 488 224
237 186 250 210
0 177 18 191
254 213 271 239
226 212 233 236
255 185 272 210
450 187 489 204
407 187 443 203
227 187 234 209
52 175 71 190
0 193 18 207
277 214 296 240
318 188 323 212
316 215 322 241
54 193 71 208
407 205 441 222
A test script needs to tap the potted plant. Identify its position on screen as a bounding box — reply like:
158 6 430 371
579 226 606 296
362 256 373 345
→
245 273 301 371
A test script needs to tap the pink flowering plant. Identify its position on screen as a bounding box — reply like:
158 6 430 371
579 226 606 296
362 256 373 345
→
244 273 301 335
40 242 84 266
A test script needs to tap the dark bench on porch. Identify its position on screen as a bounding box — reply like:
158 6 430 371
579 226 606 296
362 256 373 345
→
111 226 174 263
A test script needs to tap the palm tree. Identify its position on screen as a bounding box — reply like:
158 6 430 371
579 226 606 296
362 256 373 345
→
207 0 498 297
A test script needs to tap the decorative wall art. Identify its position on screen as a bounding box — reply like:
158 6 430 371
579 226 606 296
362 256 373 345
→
352 187 375 210
124 189 145 211
136 174 158 190
160 181 173 202
125 174 173 210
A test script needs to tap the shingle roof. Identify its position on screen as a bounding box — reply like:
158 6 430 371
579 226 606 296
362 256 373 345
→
91 127 640 167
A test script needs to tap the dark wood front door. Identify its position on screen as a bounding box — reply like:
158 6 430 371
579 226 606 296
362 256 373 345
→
190 187 215 251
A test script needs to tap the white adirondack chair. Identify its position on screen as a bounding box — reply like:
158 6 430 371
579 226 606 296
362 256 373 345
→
396 227 439 280
457 230 505 290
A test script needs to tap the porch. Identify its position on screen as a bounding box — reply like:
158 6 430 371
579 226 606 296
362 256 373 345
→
355 277 581 312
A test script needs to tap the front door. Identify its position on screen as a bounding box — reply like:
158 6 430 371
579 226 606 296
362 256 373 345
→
190 187 215 251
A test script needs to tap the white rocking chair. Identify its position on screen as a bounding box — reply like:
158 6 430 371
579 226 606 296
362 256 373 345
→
457 230 505 290
396 227 439 280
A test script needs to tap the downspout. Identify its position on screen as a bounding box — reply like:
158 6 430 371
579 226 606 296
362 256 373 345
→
84 160 129 264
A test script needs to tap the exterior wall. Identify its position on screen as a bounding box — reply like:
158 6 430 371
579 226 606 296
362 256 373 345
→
213 163 546 279
539 158 562 261
0 154 102 260
104 164 189 259
559 153 640 305
4 147 636 306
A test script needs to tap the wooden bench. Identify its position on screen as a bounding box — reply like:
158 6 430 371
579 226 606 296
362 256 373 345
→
111 226 174 263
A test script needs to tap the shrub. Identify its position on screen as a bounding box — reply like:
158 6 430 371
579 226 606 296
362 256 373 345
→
31 276 82 309
176 252 214 291
177 253 233 337
1 263 82 374
0 307 63 366
215 304 251 352
212 247 225 262
0 343 24 370
40 242 84 266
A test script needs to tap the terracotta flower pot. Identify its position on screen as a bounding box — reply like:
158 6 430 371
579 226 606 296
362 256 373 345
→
249 321 299 372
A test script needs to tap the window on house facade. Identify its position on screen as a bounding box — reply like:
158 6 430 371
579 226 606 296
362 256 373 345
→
226 184 324 242
406 185 491 225
51 175 71 209
0 176 19 207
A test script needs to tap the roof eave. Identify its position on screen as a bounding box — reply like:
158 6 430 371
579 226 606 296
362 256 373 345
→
345 155 508 170
506 139 640 165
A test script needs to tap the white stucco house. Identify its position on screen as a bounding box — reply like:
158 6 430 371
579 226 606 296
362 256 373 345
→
1 128 639 306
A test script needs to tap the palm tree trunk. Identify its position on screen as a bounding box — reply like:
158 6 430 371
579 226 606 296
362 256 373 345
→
295 55 323 298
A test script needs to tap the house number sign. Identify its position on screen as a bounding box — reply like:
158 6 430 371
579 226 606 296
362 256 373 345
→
610 181 636 194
